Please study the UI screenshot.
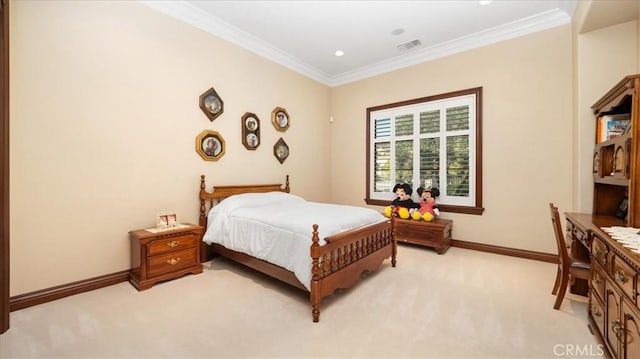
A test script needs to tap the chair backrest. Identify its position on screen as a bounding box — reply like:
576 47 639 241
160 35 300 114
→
549 203 569 268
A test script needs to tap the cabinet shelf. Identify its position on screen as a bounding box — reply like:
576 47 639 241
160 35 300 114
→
593 134 631 180
590 75 639 227
594 177 629 186
595 132 631 148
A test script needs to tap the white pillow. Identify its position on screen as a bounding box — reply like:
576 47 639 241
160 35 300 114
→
211 191 305 215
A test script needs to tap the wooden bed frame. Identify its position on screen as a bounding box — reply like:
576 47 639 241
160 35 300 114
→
198 175 396 322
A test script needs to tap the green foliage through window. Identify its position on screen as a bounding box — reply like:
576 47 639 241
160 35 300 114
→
366 87 482 214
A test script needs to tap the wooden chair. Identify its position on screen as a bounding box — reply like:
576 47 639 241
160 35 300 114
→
549 203 591 310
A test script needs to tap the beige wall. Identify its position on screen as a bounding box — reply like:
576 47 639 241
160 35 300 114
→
9 1 330 295
331 25 573 253
10 1 640 296
575 21 638 213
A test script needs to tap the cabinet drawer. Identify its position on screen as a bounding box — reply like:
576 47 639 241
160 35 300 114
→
590 290 606 339
147 248 198 277
148 234 198 256
571 224 588 244
591 262 606 302
612 255 637 304
605 282 622 359
592 236 609 267
622 299 640 359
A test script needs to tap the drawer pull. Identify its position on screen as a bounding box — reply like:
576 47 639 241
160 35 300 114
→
166 258 181 265
167 240 179 248
612 319 630 342
615 270 629 284
612 320 622 341
593 273 601 283
595 310 602 317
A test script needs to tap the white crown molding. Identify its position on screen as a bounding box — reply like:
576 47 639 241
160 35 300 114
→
138 0 332 84
140 1 571 88
329 9 571 87
329 10 571 87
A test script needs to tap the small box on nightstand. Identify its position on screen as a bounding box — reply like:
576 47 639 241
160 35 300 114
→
129 223 204 291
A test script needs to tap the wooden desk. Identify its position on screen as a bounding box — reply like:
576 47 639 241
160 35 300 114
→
565 213 625 296
564 213 640 359
565 212 625 246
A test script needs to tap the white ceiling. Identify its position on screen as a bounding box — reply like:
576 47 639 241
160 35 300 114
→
141 0 576 86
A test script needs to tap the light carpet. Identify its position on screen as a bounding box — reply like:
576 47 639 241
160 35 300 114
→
0 245 602 358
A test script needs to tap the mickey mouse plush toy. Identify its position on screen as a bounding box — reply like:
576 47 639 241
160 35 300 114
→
384 183 419 219
412 187 440 221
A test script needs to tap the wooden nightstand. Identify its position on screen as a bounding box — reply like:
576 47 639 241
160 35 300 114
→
129 223 204 291
393 217 452 254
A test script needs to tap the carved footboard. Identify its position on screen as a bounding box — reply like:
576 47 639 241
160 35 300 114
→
309 220 396 322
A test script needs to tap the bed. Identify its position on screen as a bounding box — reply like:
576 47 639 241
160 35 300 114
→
198 175 396 322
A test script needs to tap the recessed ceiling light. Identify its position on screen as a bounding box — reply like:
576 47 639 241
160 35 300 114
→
391 28 405 36
335 50 344 57
479 0 493 4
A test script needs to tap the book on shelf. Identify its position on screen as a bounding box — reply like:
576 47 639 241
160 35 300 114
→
597 114 631 143
607 119 630 140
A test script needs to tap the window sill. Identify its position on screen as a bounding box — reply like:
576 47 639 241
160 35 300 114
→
365 199 484 215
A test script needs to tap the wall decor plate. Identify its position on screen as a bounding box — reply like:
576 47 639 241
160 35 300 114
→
199 87 224 122
241 112 260 150
271 107 290 132
274 137 289 164
196 130 225 161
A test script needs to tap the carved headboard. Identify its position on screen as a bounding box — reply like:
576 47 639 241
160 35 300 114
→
198 174 290 228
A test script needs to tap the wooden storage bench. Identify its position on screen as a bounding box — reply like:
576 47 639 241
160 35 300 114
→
393 217 452 254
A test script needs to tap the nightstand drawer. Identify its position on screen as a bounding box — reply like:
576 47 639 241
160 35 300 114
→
147 248 198 278
148 234 198 256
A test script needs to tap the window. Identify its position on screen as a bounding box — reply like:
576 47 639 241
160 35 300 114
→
366 87 483 215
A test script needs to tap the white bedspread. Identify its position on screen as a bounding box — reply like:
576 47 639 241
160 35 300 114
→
202 192 387 290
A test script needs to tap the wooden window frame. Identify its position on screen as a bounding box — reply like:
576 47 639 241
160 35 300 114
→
365 87 484 215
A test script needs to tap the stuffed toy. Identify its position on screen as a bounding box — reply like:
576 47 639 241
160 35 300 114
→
384 183 419 219
412 187 440 221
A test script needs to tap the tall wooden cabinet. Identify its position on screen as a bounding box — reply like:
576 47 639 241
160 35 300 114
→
579 75 640 359
591 75 640 227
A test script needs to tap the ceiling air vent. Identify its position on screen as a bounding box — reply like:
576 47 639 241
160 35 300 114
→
397 39 422 51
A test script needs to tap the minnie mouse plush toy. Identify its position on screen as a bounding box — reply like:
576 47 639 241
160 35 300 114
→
412 187 440 221
384 183 419 219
